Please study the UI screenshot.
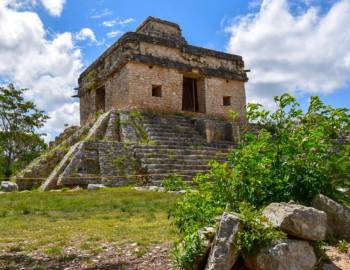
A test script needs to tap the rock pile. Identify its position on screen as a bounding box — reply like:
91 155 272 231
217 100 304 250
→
197 194 350 270
0 181 18 192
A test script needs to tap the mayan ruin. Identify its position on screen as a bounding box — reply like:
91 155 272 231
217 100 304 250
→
14 17 249 191
2 0 350 268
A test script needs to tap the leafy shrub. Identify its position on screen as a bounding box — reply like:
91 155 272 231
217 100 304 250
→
170 94 350 268
227 94 350 206
235 204 285 255
171 230 205 270
161 175 188 191
337 240 349 253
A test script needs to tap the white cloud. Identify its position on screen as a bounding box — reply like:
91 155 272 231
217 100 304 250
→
43 102 80 141
0 2 82 141
226 0 350 106
102 18 135 27
90 8 112 19
106 30 123 39
40 0 65 16
76 28 97 43
4 0 65 16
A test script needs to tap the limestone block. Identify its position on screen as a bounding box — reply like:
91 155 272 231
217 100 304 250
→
205 212 243 270
263 202 327 241
87 184 107 190
244 239 317 270
0 181 18 192
312 194 350 241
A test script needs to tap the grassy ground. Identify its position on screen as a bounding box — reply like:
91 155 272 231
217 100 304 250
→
0 187 180 267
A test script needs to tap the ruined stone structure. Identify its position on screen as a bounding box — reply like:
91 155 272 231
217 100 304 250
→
15 17 249 190
78 17 248 124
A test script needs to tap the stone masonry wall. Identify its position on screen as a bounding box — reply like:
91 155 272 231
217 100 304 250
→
78 17 248 124
106 66 129 111
126 62 183 113
205 77 246 120
101 62 246 119
80 89 95 124
139 42 239 73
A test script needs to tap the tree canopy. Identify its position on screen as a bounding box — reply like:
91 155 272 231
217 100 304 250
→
0 84 48 178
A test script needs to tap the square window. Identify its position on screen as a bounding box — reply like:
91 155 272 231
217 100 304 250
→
152 85 162 97
223 96 231 106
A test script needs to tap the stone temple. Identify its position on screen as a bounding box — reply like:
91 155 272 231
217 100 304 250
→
15 17 249 191
79 16 248 124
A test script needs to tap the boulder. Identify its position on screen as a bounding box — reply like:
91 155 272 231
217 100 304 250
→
263 202 327 241
312 194 350 241
205 212 243 270
244 239 317 270
0 181 18 192
199 226 217 255
87 184 107 190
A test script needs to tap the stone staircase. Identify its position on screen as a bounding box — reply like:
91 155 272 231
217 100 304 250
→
15 110 236 190
134 113 234 184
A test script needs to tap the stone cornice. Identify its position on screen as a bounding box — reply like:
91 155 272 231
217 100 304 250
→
79 32 248 87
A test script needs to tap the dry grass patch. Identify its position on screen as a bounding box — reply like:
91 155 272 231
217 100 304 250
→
0 187 179 256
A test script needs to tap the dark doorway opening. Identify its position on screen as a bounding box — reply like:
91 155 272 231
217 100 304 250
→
95 86 106 113
182 77 199 112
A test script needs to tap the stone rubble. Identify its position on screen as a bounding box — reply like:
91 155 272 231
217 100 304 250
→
244 239 317 270
262 202 327 241
312 194 350 241
87 184 107 190
205 212 243 270
197 197 350 270
0 181 18 192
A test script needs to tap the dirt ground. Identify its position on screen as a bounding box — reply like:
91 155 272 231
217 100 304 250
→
323 245 350 270
0 243 172 270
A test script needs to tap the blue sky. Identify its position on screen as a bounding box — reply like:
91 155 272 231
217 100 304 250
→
47 0 253 66
0 0 349 140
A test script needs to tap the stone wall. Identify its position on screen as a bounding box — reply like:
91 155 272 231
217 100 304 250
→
78 17 248 125
80 88 95 125
106 66 129 111
136 17 186 44
205 77 246 120
88 62 246 120
126 62 183 113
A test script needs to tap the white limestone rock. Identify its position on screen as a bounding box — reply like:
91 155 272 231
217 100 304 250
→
312 194 350 241
87 184 107 190
244 239 317 270
0 181 18 192
205 212 243 270
263 202 327 241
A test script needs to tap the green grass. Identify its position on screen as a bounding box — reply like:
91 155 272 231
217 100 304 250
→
0 187 180 255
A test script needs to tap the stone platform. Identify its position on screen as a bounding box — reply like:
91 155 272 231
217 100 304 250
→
15 110 237 190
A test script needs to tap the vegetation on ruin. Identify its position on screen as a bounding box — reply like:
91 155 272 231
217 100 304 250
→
0 187 179 262
170 93 350 268
162 175 188 191
0 84 48 178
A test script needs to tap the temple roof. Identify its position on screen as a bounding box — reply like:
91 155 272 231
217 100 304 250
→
79 17 248 85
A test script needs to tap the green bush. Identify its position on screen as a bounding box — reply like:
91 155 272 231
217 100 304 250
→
161 175 188 191
171 231 204 270
235 204 285 255
337 240 349 253
170 94 350 268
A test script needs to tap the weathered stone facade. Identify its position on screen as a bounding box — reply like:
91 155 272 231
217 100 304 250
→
78 17 248 125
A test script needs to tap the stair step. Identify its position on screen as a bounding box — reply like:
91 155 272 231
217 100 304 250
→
134 141 234 151
136 152 229 158
149 133 203 139
144 164 210 170
146 168 209 174
140 157 225 164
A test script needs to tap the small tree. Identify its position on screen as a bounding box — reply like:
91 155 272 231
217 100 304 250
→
171 94 350 267
0 84 49 178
